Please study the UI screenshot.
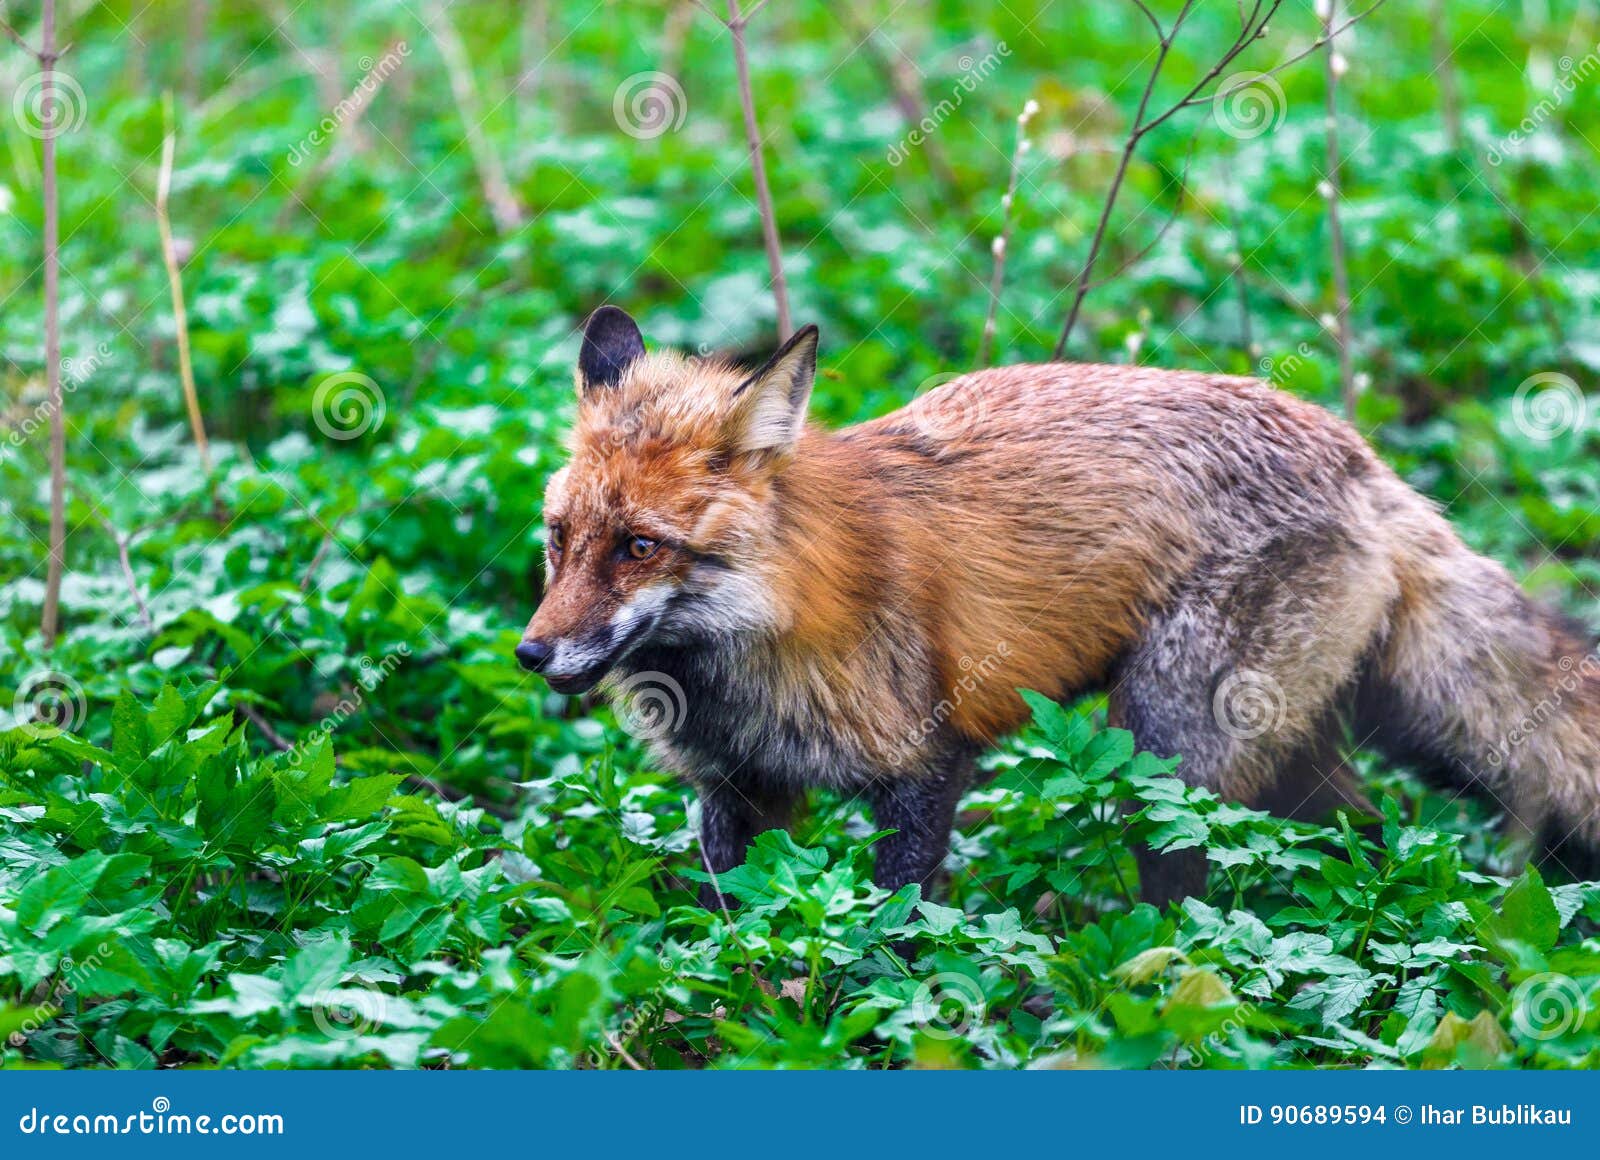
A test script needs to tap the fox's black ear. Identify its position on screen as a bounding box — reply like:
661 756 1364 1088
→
578 306 645 393
729 325 819 455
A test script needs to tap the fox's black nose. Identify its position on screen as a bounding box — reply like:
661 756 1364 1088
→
515 639 554 673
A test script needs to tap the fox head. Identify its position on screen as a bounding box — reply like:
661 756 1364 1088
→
517 306 818 693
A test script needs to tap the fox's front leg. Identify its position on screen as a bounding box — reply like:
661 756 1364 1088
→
867 764 969 897
695 779 793 911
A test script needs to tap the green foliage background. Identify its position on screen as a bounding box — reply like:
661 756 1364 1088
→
0 0 1597 1069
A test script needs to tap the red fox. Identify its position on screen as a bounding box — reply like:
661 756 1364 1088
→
518 306 1600 907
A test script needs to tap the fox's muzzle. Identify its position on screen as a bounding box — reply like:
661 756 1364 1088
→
516 623 620 695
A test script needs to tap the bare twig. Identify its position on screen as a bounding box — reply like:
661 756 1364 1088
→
720 0 791 338
834 5 962 202
515 0 550 128
1428 0 1461 150
15 0 68 649
1169 0 1391 111
1225 179 1255 357
236 702 295 751
427 0 524 235
1052 0 1387 358
0 14 31 52
93 515 155 633
1321 2 1356 419
157 94 212 474
979 100 1038 366
236 699 519 819
1051 10 1180 358
604 1031 647 1070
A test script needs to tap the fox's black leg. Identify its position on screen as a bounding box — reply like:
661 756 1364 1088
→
1132 844 1208 909
695 779 792 911
867 763 970 897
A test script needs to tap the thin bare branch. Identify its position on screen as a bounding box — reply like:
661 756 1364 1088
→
1053 0 1390 357
0 14 32 52
1083 127 1201 293
1173 0 1391 112
725 0 792 338
1321 4 1356 419
426 0 525 235
979 102 1038 366
1129 0 1164 40
37 0 63 649
834 5 963 201
157 94 212 475
94 516 155 633
236 702 295 751
1052 35 1172 357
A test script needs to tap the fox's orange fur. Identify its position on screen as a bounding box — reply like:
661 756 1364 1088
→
521 308 1600 906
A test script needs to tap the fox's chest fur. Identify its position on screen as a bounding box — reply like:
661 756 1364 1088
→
621 624 949 794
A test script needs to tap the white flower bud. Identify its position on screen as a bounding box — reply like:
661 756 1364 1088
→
991 235 1006 258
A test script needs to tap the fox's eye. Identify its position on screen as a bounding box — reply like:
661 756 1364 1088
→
626 535 658 560
548 525 565 553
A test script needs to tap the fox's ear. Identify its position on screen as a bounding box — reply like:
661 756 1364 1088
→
577 306 645 394
727 325 818 456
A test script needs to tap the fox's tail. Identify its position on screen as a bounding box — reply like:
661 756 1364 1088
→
1360 508 1600 876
